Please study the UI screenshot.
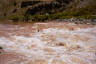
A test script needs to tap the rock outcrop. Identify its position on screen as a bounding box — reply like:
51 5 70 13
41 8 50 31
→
0 0 96 21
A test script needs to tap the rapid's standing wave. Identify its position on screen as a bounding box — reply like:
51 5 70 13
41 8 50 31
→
0 22 96 64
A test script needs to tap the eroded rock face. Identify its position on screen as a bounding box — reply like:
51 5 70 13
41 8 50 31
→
21 1 40 8
25 0 73 15
0 22 96 64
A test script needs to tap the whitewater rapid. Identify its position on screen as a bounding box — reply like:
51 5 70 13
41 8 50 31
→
0 22 96 64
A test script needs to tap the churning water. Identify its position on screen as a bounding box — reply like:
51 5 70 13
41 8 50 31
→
0 22 96 64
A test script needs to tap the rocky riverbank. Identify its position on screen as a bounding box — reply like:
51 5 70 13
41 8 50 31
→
54 18 96 25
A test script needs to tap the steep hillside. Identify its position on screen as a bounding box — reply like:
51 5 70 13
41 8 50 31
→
0 0 96 21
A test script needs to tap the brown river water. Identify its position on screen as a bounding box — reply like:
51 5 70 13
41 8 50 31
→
0 22 96 64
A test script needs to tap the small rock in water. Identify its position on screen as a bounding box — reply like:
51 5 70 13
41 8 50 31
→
0 46 3 49
0 47 4 54
38 30 40 32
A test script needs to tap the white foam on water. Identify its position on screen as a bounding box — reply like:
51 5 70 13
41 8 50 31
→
0 25 96 64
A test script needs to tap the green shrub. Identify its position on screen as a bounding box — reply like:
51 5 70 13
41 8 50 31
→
40 15 48 21
32 14 48 21
48 13 63 20
47 6 96 20
24 15 31 21
8 5 96 22
10 15 21 22
71 9 88 17
32 14 41 21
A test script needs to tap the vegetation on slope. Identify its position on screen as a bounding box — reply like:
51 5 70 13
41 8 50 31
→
0 0 96 22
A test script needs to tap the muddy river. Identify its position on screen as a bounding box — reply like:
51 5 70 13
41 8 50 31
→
0 22 96 64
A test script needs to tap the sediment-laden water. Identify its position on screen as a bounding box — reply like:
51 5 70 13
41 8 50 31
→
0 22 96 64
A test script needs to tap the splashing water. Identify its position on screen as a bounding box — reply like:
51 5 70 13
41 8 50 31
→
0 22 96 64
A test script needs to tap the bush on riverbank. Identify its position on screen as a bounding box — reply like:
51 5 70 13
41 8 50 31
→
48 6 96 20
30 6 96 21
7 6 96 22
10 15 22 22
